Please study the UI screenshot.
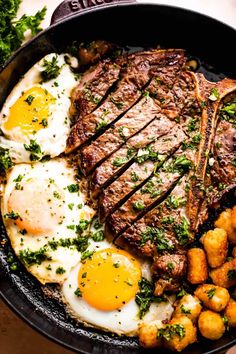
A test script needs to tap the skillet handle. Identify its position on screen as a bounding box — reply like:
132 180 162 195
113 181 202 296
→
51 0 136 24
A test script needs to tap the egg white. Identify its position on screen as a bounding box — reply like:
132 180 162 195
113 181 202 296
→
61 240 175 335
0 53 78 163
1 158 95 284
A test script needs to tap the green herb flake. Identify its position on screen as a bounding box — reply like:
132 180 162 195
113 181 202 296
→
180 305 191 314
173 217 191 246
74 288 82 297
206 287 216 299
4 211 21 220
67 184 79 193
0 147 13 173
209 88 219 101
56 266 66 274
140 226 174 251
227 269 236 280
110 96 123 109
13 174 23 182
41 54 62 82
132 200 145 211
24 95 34 105
113 157 128 167
81 250 94 261
23 139 43 161
131 171 139 182
68 203 74 210
157 324 186 341
92 230 104 242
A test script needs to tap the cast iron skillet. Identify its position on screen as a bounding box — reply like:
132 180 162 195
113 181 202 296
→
0 1 236 353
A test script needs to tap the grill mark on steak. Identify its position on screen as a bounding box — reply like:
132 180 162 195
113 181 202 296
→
66 49 186 153
107 146 195 236
69 58 121 121
99 125 187 221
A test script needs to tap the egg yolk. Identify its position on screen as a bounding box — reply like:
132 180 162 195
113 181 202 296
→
3 87 55 138
7 178 65 235
78 248 141 311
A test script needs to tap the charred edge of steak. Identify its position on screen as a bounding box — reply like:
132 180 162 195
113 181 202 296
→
66 49 187 154
99 125 187 221
69 58 122 122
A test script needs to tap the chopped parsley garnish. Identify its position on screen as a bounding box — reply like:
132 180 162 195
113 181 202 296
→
46 264 52 271
76 219 90 235
113 157 128 167
173 217 191 245
24 95 34 105
180 305 191 314
67 184 79 193
68 203 74 210
23 139 43 161
4 211 21 220
157 324 186 341
176 288 188 299
56 266 66 274
135 277 166 318
74 288 82 297
81 250 94 261
227 269 236 280
209 88 219 101
113 262 120 268
96 118 108 132
140 179 161 198
19 247 51 266
40 118 48 127
140 226 174 251
206 287 216 299
13 174 23 182
135 146 159 164
0 3 46 67
161 216 175 225
132 200 145 211
167 262 175 271
53 191 61 199
187 117 198 132
166 195 186 209
93 219 102 230
41 54 62 82
0 147 13 173
182 134 201 150
221 101 236 118
118 126 128 140
92 230 104 242
110 96 123 109
131 171 139 182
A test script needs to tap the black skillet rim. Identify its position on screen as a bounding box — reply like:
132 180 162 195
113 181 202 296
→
0 3 236 354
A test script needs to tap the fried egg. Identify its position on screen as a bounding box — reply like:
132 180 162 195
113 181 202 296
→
0 53 78 163
62 240 175 335
1 158 95 284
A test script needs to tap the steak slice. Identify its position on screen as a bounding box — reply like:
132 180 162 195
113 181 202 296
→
99 125 187 221
80 68 194 176
90 115 175 198
107 148 194 236
80 93 160 175
66 49 186 153
69 58 121 121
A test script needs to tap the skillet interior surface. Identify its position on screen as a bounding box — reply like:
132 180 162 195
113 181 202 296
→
0 4 236 354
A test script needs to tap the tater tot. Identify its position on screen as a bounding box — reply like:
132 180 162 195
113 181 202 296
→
224 298 236 327
215 208 236 244
163 315 197 352
198 310 225 340
187 248 208 284
139 320 164 348
174 294 202 323
232 207 236 229
202 228 228 268
210 259 236 288
194 284 230 312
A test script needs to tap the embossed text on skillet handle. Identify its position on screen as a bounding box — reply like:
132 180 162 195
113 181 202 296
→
51 0 136 25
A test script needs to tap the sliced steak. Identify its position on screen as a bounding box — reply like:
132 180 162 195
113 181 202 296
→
70 59 121 121
118 176 191 257
90 115 174 198
108 148 194 236
99 125 186 221
80 93 160 175
66 49 186 153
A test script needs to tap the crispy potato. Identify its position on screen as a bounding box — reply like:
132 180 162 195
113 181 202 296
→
139 320 164 348
194 284 230 312
198 310 225 340
224 298 236 327
202 228 228 268
215 208 236 244
210 259 236 288
174 294 202 323
187 248 208 284
163 315 197 352
232 206 236 229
